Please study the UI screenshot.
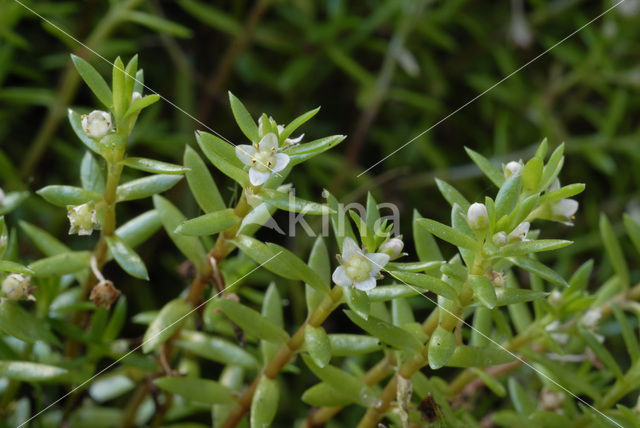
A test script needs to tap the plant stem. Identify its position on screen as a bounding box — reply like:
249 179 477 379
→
222 286 345 428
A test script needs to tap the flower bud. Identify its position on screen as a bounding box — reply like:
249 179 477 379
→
378 236 404 260
82 110 112 139
504 161 523 178
492 231 507 246
90 280 121 309
548 290 563 306
2 274 31 300
467 203 488 230
131 91 142 103
579 308 602 329
67 203 99 236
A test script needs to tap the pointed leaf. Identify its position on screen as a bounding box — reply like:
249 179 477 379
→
0 301 60 345
600 214 629 288
196 131 248 186
286 135 346 166
251 376 279 428
417 218 477 250
142 299 192 353
228 92 259 142
0 260 33 275
154 377 233 405
37 185 101 207
469 274 497 309
29 251 91 276
176 209 240 236
70 55 112 108
106 235 149 280
121 157 189 175
388 270 458 301
465 147 505 187
258 188 331 215
116 174 182 202
184 145 225 213
428 326 457 369
281 106 320 140
446 345 514 367
508 257 568 287
500 239 572 257
217 299 289 344
344 310 422 353
176 330 258 368
0 361 67 382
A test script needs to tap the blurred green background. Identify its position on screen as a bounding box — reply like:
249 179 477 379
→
1 0 639 344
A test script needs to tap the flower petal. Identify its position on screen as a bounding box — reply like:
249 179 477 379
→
332 266 352 287
286 133 304 144
249 168 271 186
341 237 361 259
235 145 256 166
552 198 579 219
259 133 278 152
272 153 290 172
365 253 390 275
354 277 376 291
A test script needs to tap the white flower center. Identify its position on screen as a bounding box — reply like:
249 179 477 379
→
251 148 276 173
344 255 372 283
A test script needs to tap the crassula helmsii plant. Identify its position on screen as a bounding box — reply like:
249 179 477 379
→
1 55 640 428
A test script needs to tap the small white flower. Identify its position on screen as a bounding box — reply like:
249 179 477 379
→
508 221 530 242
492 231 507 246
332 237 390 291
467 203 488 230
67 203 99 236
2 274 32 300
504 161 523 178
131 91 142 103
548 180 579 225
545 320 569 345
81 110 112 139
539 387 564 412
378 236 404 260
235 133 290 186
579 309 602 330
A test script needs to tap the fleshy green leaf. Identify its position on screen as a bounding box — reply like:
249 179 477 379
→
196 131 248 186
328 334 381 356
306 237 329 314
37 185 102 207
302 382 354 407
217 299 289 344
417 218 477 250
508 257 568 287
610 304 640 362
105 235 149 280
494 288 548 306
116 174 182 202
469 274 497 309
176 209 240 236
345 310 422 353
539 144 565 191
115 210 162 249
154 377 234 405
80 151 105 194
343 286 370 320
258 188 331 215
470 368 506 397
0 301 60 345
388 271 458 301
465 147 505 187
121 157 189 175
228 92 259 142
413 210 443 264
0 260 33 275
286 135 346 166
112 57 126 118
142 298 192 353
500 239 572 257
70 55 112 108
175 330 258 368
446 345 514 367
0 361 67 382
29 251 91 276
302 355 374 406
435 178 469 211
495 175 522 220
386 260 444 272
184 145 225 213
124 94 160 118
20 221 69 256
428 326 457 369
580 329 623 379
281 106 320 141
600 214 629 288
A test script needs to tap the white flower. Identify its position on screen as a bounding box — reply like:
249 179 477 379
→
67 203 99 236
235 133 290 186
467 203 488 230
131 91 142 103
579 309 602 329
332 237 390 291
545 320 569 345
549 180 579 225
508 221 530 242
504 161 523 178
81 110 112 139
2 274 32 300
378 236 404 260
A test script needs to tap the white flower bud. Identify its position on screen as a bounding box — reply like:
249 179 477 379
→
81 110 112 139
492 231 507 246
89 280 121 309
68 203 99 236
579 309 602 329
131 91 142 103
2 274 31 300
378 237 404 260
545 320 569 345
548 290 563 306
467 203 488 230
504 161 523 178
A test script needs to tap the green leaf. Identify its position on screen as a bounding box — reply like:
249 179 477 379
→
343 286 370 320
0 260 33 275
465 147 505 187
428 326 457 369
176 330 258 368
123 55 138 107
266 243 329 293
115 210 162 249
0 301 60 345
19 221 69 256
580 329 623 379
328 334 381 356
251 376 279 428
494 288 548 306
126 10 192 37
233 235 295 280
446 345 515 367
568 259 594 292
80 151 105 194
470 368 506 397
495 175 522 220
508 378 536 415
521 157 543 192
326 191 355 250
508 257 568 287
154 377 234 405
37 185 101 207
217 299 289 344
121 157 189 175
500 239 572 257
116 174 182 202
196 131 248 186
228 92 259 142
258 188 331 215
184 145 225 213
142 298 192 353
105 235 149 280
413 210 443 264
0 191 29 216
539 143 565 191
29 251 91 276
70 55 112 108
286 135 346 166
435 178 469 211
0 361 67 382
68 108 101 154
469 275 497 309
124 94 160 118
153 195 207 269
302 382 354 407
610 304 640 362
367 284 421 302
306 237 329 314
386 260 444 272
89 374 135 402
623 214 640 256
302 354 374 406
281 106 320 140
112 57 126 118
600 214 629 288
176 209 240 236
344 310 422 353
417 218 477 250
538 183 585 205
388 271 458 301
